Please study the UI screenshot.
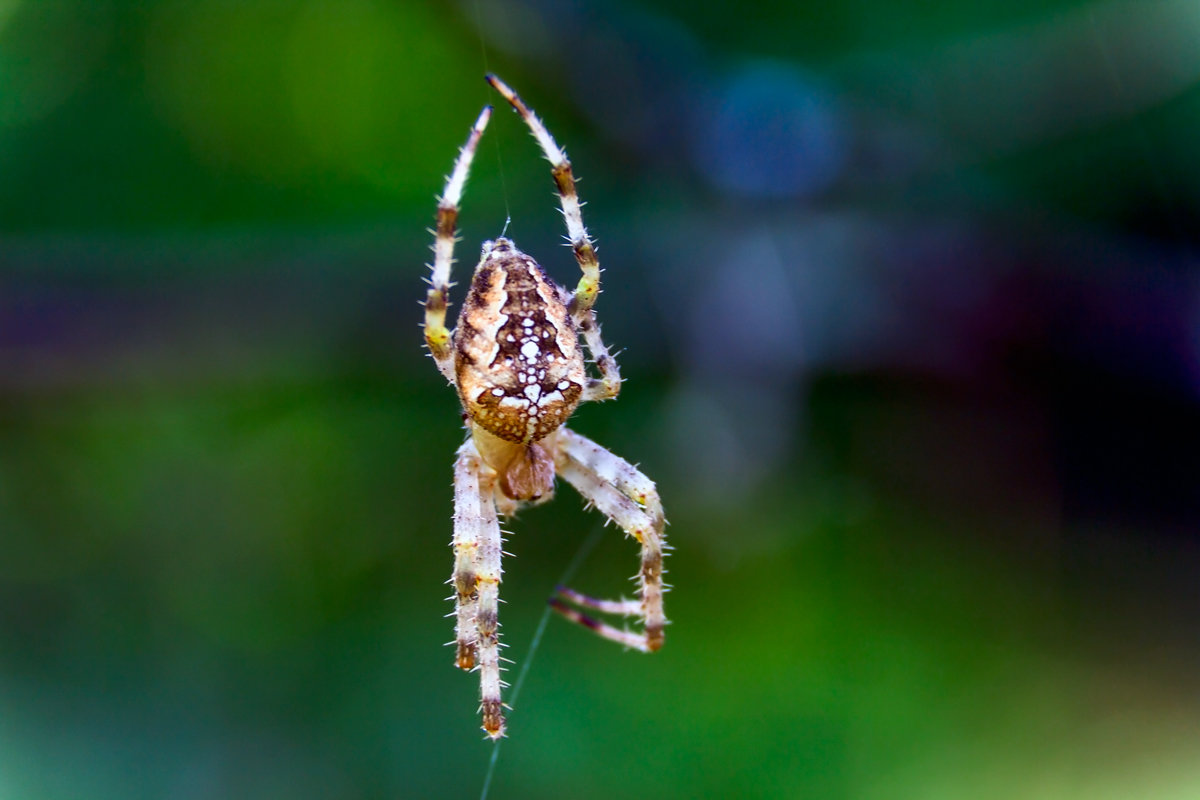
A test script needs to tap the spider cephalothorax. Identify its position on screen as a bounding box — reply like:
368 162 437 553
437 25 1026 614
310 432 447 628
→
423 75 667 739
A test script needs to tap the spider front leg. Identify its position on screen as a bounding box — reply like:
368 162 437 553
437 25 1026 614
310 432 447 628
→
487 76 622 403
451 440 508 739
551 427 666 652
486 75 601 319
577 308 622 402
425 106 491 383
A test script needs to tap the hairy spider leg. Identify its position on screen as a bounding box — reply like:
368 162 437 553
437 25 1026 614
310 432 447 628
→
452 440 508 739
451 442 482 671
486 75 622 405
485 75 602 323
577 304 622 402
550 427 667 652
426 106 492 383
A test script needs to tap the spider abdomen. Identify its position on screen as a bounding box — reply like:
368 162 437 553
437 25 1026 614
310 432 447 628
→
453 238 586 445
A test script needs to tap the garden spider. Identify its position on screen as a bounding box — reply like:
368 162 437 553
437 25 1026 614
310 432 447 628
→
423 75 667 739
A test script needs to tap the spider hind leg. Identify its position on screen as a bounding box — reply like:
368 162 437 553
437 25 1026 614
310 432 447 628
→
451 439 507 739
552 427 667 652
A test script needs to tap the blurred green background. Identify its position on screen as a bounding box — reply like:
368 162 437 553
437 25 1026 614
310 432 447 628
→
2 0 1200 797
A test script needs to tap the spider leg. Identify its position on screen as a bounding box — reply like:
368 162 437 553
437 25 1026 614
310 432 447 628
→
451 441 483 671
552 427 667 652
451 439 507 739
549 282 620 403
578 307 622 402
425 106 492 383
555 586 642 616
486 74 601 320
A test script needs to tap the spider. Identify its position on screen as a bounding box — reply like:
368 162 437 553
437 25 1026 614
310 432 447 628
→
423 75 667 739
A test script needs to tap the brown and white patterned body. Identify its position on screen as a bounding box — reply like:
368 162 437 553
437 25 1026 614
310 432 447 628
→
453 239 586 499
425 75 666 741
